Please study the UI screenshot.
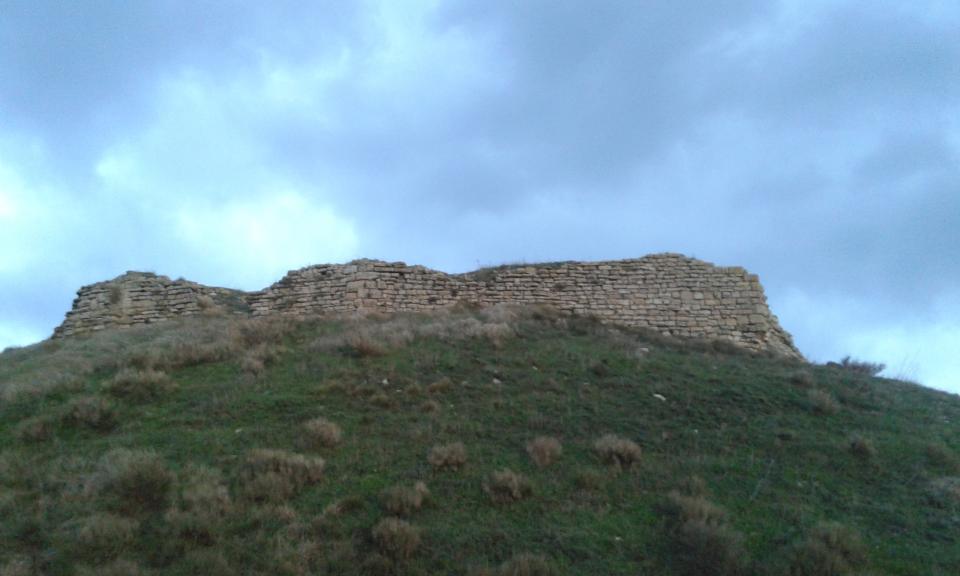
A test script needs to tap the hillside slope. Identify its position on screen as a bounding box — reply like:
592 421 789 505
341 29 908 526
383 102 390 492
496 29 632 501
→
1 307 958 575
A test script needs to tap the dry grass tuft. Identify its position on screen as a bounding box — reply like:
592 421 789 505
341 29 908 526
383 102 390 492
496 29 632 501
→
484 469 533 505
925 476 960 508
369 391 394 409
372 517 421 560
381 481 430 516
344 334 388 358
302 417 343 449
662 491 749 576
594 434 642 468
165 465 232 546
428 442 467 471
837 356 885 377
925 442 960 473
421 399 441 413
89 449 174 514
808 389 839 415
847 434 877 461
526 436 563 468
790 371 815 388
65 396 117 431
427 377 453 394
239 449 325 503
103 368 176 401
787 522 866 576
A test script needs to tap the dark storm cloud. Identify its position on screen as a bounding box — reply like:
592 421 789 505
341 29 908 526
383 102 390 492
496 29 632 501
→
0 1 957 390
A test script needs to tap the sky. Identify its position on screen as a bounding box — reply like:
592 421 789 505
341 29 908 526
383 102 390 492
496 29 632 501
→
0 1 957 392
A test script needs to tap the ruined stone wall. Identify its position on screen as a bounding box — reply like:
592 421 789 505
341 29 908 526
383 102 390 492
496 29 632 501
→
51 272 247 338
52 254 801 358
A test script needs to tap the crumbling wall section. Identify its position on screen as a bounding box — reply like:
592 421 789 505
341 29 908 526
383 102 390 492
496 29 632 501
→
52 254 801 358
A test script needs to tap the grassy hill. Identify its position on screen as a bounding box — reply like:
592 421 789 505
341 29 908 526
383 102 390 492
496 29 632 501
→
0 306 958 575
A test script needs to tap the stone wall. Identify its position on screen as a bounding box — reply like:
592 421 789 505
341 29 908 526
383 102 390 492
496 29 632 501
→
52 254 801 358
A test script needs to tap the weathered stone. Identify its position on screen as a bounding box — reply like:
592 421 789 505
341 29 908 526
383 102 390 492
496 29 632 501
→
50 254 801 359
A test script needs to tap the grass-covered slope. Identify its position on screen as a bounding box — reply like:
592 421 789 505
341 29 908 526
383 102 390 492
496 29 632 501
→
0 307 958 575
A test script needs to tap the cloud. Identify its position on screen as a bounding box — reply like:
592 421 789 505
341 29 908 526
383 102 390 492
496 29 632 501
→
0 1 958 392
174 192 358 289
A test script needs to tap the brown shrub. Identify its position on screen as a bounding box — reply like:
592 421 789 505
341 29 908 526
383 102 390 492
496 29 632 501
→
594 434 642 468
344 334 387 358
526 436 563 468
925 442 960 473
662 491 748 576
427 377 453 394
302 417 343 449
926 476 960 508
848 435 877 460
428 442 467 471
574 469 605 492
790 371 815 388
372 517 421 560
103 368 176 401
808 389 839 415
788 522 866 576
239 449 325 503
90 449 173 514
484 469 533 505
381 481 430 516
838 356 885 377
369 392 394 409
421 399 441 413
65 396 117 431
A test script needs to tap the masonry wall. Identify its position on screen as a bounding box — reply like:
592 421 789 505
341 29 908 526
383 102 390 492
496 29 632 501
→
52 254 801 358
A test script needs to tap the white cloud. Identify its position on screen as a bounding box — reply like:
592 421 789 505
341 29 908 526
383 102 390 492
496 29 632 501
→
174 191 358 289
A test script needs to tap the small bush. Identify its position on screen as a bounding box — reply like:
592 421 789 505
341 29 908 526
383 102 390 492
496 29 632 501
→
484 469 533 505
526 436 563 468
594 434 642 468
427 377 453 394
381 481 430 516
344 335 387 358
421 399 441 413
239 449 325 502
65 396 117 431
926 477 960 508
166 465 232 546
428 442 467 471
372 517 421 560
103 368 176 401
90 449 173 514
15 415 55 443
302 417 343 449
925 442 960 473
662 491 748 576
574 469 605 491
790 371 815 388
369 391 394 409
788 522 866 576
848 434 877 460
838 356 885 377
808 389 839 415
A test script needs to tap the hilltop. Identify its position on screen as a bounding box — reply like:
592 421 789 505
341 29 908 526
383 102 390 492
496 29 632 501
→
0 306 958 575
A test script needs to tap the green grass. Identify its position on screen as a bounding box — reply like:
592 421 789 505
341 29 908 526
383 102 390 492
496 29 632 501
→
1 308 958 575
